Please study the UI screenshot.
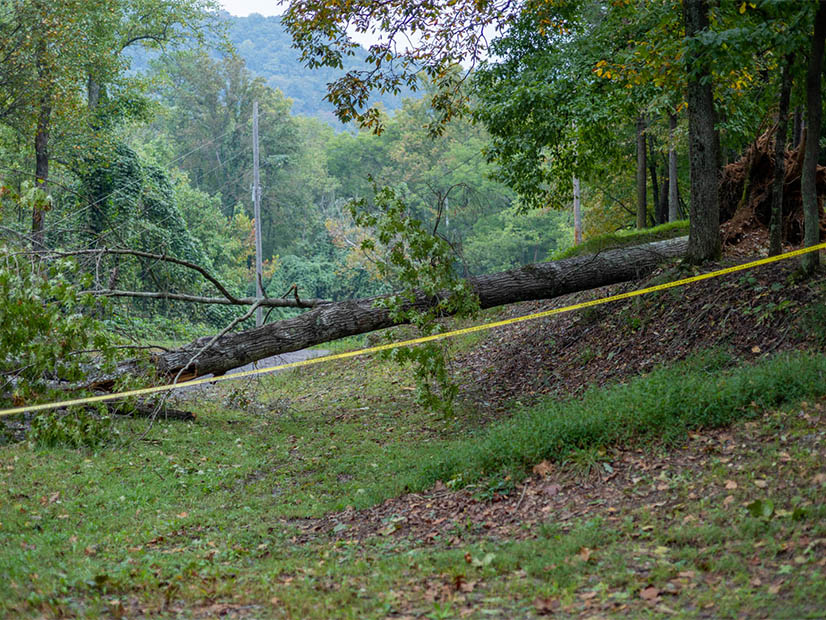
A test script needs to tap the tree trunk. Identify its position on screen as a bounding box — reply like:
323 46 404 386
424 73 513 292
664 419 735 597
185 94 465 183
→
636 114 647 229
647 129 660 224
32 103 50 246
130 237 688 382
657 173 669 226
769 54 794 257
802 0 826 273
669 112 680 222
793 107 803 149
573 176 582 244
683 0 721 262
87 75 101 111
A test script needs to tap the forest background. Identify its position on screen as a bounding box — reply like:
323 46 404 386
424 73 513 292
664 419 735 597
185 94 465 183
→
0 6 580 346
0 0 821 401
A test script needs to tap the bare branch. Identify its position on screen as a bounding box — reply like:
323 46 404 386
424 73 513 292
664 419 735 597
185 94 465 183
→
32 247 247 305
84 289 331 308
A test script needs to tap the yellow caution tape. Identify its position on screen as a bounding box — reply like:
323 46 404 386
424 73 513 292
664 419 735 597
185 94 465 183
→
2 241 825 418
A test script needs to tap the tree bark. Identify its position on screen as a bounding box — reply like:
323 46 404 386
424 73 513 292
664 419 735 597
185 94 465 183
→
769 54 794 257
657 174 669 226
573 176 582 244
802 0 826 273
127 237 688 382
87 75 101 111
647 130 660 224
683 0 721 263
636 114 648 229
668 112 680 222
793 107 803 149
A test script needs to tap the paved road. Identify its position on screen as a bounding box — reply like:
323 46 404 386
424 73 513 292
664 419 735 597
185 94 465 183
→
173 348 329 396
224 349 330 376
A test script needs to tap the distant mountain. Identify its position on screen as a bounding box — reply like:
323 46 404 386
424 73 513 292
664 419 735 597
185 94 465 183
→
128 12 411 125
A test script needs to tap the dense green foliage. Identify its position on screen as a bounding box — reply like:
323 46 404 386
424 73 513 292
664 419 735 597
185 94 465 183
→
0 245 114 409
351 186 480 413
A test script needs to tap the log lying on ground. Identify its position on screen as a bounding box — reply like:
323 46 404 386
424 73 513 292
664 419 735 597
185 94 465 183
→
126 237 688 382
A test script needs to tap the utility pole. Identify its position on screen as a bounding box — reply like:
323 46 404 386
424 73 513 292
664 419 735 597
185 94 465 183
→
252 101 264 327
573 176 582 245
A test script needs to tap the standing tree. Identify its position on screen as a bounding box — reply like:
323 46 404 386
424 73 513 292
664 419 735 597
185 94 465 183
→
802 0 826 273
682 0 720 262
769 54 794 257
636 114 648 229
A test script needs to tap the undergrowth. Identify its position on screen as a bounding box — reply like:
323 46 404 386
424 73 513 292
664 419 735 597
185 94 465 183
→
418 349 826 487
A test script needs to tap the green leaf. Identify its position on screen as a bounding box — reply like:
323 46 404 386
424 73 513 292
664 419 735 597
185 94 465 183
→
746 498 775 520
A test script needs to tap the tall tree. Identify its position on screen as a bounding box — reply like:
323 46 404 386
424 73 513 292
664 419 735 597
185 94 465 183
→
802 0 826 273
636 115 648 229
668 112 680 223
682 0 720 262
769 54 794 257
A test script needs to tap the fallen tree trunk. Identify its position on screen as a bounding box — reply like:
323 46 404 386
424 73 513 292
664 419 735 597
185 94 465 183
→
125 237 688 382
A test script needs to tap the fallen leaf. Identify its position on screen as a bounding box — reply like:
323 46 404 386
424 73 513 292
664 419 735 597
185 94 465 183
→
543 483 561 496
533 460 554 477
768 583 781 595
754 479 768 489
747 499 775 519
725 480 738 490
811 473 826 485
176 512 188 519
640 585 660 601
577 547 592 562
723 495 735 507
533 597 560 615
39 492 60 506
751 345 761 353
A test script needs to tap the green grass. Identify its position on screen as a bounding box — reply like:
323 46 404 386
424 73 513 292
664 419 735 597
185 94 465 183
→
417 350 826 488
1 348 825 617
552 220 689 260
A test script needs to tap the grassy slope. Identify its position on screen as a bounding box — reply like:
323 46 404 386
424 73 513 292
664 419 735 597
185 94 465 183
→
1 263 826 618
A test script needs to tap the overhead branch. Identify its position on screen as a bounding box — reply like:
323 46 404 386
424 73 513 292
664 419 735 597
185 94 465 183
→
85 289 331 308
33 247 249 305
